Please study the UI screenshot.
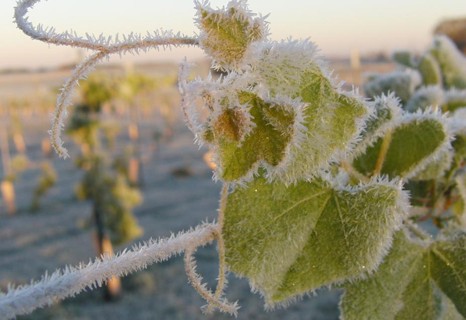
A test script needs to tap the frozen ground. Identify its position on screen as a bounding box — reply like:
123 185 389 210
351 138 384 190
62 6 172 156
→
0 115 341 320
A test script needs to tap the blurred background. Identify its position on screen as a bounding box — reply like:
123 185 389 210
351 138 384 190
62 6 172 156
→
0 0 465 319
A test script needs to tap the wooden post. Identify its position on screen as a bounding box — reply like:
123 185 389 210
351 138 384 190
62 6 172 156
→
1 180 16 215
41 138 52 158
350 49 361 86
13 133 26 154
93 203 121 300
0 126 14 215
128 157 139 186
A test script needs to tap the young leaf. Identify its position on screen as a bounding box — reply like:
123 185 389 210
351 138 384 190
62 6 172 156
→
195 0 267 70
276 78 367 182
252 39 320 99
353 112 450 179
223 176 405 305
203 92 298 182
251 40 369 182
341 230 464 320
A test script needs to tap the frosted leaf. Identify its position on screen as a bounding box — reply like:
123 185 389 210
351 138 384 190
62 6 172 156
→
223 176 406 306
418 53 443 86
201 91 301 182
195 0 268 70
443 88 466 113
251 39 322 98
353 111 451 179
429 233 466 318
406 86 444 113
354 93 402 156
182 39 368 184
341 230 465 320
364 69 422 103
412 150 453 181
393 51 417 68
251 40 369 182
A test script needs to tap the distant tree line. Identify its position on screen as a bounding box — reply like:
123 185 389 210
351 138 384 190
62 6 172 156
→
435 18 466 54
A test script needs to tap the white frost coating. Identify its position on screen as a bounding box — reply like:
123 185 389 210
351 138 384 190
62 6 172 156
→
351 94 403 159
0 223 218 319
194 0 269 70
179 63 257 143
445 88 466 103
364 69 422 103
184 246 238 316
444 88 466 111
350 97 454 180
395 107 453 180
250 38 325 98
450 108 466 135
405 85 444 112
15 0 198 158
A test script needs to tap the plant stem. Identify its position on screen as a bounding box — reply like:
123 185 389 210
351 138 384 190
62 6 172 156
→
207 183 230 313
373 129 392 176
0 223 218 319
341 160 370 183
404 220 430 241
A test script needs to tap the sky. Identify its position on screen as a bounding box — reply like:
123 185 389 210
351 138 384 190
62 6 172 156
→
1 0 465 69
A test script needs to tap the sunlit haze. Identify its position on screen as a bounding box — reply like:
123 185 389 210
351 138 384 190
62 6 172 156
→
1 0 465 69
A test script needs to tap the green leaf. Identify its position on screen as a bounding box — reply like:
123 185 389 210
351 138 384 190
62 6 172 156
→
353 115 449 179
454 173 466 226
274 67 368 182
442 297 465 320
405 86 444 113
196 1 266 70
363 70 421 104
442 90 466 113
193 39 367 183
418 53 443 86
203 92 296 182
246 40 368 182
354 94 402 156
431 234 466 317
412 150 452 181
393 51 416 68
341 230 465 320
223 176 404 305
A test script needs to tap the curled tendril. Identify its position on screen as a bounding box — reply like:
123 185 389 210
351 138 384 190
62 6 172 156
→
14 0 199 158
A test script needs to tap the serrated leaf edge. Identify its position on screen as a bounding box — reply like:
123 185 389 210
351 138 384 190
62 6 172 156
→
400 108 453 180
350 93 403 160
194 0 270 70
351 105 453 179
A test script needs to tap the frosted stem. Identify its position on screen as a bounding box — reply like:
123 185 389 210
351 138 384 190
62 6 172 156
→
206 183 230 313
184 244 238 316
14 0 199 157
0 223 217 319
